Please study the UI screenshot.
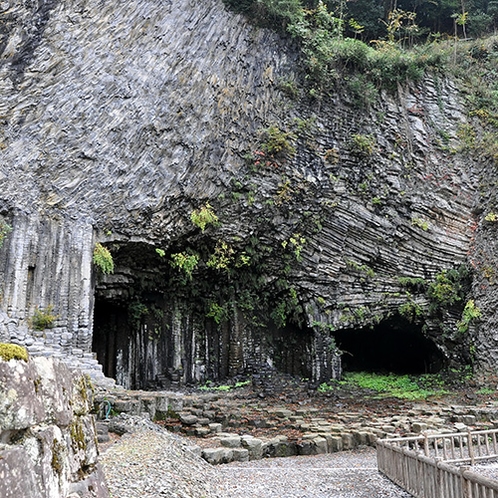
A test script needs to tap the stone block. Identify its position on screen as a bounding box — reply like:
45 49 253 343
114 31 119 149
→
353 431 369 446
220 436 241 448
114 399 140 414
241 436 263 460
341 433 355 450
313 436 328 454
297 440 314 456
140 396 157 420
155 395 170 413
326 435 343 453
412 422 428 433
195 427 210 436
202 448 225 465
0 447 43 498
179 413 198 425
274 409 293 418
232 448 250 462
0 358 45 432
462 415 476 426
208 423 222 433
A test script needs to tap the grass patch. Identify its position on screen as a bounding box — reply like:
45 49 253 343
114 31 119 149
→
319 372 449 400
198 380 251 392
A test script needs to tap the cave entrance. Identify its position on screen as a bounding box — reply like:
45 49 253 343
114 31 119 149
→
333 316 444 374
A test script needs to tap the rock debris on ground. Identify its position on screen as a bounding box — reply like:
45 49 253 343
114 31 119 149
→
100 418 411 498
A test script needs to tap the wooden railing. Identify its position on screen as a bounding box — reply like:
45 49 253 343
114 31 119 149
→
377 429 498 498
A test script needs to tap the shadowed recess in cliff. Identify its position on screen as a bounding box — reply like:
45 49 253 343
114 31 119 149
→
333 316 444 375
91 241 317 389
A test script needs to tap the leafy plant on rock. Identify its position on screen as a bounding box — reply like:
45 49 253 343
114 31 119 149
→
456 299 482 334
0 220 12 249
190 203 219 231
31 305 58 331
93 243 114 275
170 252 199 280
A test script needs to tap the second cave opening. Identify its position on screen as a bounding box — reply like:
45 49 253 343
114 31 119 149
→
333 316 444 375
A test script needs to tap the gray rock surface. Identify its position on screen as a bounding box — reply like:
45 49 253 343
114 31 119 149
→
0 356 109 498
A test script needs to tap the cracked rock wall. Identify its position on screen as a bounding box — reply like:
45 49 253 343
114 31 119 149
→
0 356 108 498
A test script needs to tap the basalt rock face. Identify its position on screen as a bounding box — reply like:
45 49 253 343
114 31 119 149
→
0 0 489 389
0 356 108 498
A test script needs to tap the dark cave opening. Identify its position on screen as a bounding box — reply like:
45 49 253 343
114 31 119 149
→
333 316 444 375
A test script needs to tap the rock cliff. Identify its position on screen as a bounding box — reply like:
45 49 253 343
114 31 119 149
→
0 354 108 497
0 0 491 388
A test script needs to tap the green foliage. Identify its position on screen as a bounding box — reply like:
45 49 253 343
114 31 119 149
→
398 299 424 322
457 299 482 333
170 252 199 280
199 380 251 391
281 233 306 261
350 133 376 156
31 305 58 331
346 259 375 278
206 302 231 324
485 212 498 222
206 241 250 272
427 269 465 307
155 248 166 257
397 276 427 292
271 286 301 328
93 243 114 275
0 220 12 249
190 203 219 231
411 217 429 231
129 302 149 323
260 125 296 158
0 343 28 362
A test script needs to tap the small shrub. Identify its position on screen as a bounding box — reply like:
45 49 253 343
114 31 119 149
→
190 203 219 231
411 217 429 231
0 343 28 362
93 243 114 274
350 134 376 157
170 252 199 279
485 212 498 222
260 125 296 158
398 300 424 322
206 302 230 324
0 220 12 249
457 299 482 334
31 305 58 330
427 269 464 307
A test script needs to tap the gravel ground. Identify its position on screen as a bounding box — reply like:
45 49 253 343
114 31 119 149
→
217 448 411 498
100 418 411 498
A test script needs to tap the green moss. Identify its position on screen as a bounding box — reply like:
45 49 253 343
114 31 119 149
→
70 419 86 451
0 343 28 362
51 439 65 475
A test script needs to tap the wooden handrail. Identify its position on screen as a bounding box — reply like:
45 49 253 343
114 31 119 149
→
377 429 498 498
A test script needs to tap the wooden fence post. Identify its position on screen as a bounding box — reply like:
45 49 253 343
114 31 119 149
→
467 430 475 466
460 466 471 498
